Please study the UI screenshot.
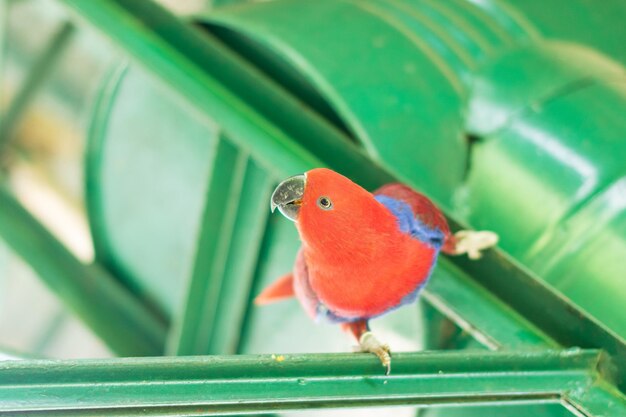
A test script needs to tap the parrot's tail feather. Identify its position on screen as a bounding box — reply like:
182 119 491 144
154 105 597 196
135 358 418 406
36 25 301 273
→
254 273 295 305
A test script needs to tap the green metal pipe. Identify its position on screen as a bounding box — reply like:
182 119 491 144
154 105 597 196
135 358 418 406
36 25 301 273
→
0 349 609 415
167 139 273 356
165 138 245 355
0 186 167 356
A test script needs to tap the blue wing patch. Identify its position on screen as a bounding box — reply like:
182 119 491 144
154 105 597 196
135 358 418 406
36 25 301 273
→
375 195 445 249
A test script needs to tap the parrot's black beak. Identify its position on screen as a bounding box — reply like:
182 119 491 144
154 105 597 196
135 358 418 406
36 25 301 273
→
271 174 306 221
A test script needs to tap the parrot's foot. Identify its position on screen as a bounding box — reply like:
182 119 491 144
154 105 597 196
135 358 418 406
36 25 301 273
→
453 230 499 260
359 331 391 375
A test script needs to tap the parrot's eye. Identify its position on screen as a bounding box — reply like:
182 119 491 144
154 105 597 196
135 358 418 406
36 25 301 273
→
317 196 333 210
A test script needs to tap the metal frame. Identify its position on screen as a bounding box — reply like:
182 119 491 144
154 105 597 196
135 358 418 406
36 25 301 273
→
0 187 167 356
0 350 616 415
0 0 624 415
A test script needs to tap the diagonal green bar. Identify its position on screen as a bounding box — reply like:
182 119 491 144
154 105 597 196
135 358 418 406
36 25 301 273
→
424 264 558 349
0 186 167 356
204 159 273 354
169 139 273 355
58 0 626 388
167 137 246 355
567 381 626 417
450 250 626 391
0 349 611 415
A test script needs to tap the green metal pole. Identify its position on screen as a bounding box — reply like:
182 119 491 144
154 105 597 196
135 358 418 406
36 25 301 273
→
167 137 273 356
0 186 167 356
1 349 618 415
166 137 246 355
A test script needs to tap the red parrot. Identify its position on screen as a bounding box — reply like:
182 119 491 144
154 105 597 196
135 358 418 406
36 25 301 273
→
256 168 497 373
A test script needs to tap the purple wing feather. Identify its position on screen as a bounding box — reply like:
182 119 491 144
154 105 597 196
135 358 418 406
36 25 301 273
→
374 183 455 252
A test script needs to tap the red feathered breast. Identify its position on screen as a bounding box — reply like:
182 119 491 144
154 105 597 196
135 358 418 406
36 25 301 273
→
304 230 436 319
296 169 440 320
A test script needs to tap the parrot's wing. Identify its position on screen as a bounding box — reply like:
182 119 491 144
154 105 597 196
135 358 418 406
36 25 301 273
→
254 248 322 320
254 273 294 305
374 183 455 252
292 248 322 320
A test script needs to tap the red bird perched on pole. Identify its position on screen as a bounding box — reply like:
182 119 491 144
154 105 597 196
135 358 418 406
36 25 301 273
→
256 168 497 373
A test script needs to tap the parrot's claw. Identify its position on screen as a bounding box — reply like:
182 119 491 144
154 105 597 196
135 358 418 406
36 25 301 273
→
453 230 499 260
359 331 392 375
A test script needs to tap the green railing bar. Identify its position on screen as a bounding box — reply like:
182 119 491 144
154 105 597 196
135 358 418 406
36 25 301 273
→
169 139 274 355
58 0 626 387
167 138 246 355
204 159 273 354
0 186 167 356
424 264 558 349
0 21 75 150
453 251 626 390
567 381 626 417
0 349 611 415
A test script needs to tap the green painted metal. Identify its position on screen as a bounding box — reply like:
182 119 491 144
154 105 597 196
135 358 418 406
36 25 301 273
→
200 0 536 206
236 209 305 354
201 0 626 346
63 0 326 179
86 63 220 317
0 186 167 356
423 264 556 349
465 77 626 338
205 0 470 206
83 61 559 356
491 0 626 66
1 0 614 413
426 403 577 417
166 137 245 354
466 41 625 136
530 176 626 340
60 0 626 382
199 159 272 355
201 0 626 391
167 138 273 355
1 349 621 415
452 249 626 391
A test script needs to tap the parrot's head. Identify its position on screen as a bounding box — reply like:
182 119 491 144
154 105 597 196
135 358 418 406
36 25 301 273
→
271 168 393 251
